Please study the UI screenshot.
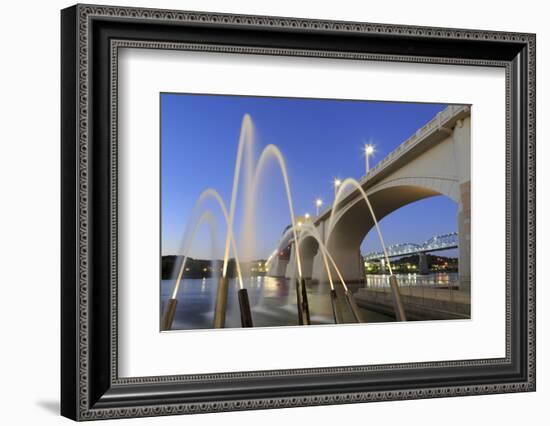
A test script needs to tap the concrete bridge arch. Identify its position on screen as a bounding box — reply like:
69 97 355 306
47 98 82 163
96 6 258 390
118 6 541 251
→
267 107 471 290
313 180 459 283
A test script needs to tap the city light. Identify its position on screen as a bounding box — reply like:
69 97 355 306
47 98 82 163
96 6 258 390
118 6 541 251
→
365 144 375 155
304 213 310 219
364 143 375 174
315 198 323 216
334 178 342 197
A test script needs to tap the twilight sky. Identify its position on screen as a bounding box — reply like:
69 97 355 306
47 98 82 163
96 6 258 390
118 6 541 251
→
161 93 458 260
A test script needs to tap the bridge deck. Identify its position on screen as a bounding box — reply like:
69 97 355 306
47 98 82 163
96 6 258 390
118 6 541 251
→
314 104 470 224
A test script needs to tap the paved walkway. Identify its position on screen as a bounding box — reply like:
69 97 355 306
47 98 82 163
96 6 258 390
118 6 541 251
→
365 285 470 304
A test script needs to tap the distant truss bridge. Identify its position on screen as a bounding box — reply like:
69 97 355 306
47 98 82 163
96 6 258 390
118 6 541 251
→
363 232 458 261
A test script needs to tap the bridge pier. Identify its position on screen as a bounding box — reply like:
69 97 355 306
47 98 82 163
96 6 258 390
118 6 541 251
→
311 250 326 282
453 117 471 292
297 237 319 280
458 181 471 291
311 244 363 283
267 255 289 277
284 243 297 279
380 258 387 274
418 252 429 275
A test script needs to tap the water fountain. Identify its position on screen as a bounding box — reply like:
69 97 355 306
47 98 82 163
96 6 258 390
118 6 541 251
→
214 115 255 328
161 210 218 331
251 144 311 325
163 114 305 330
296 225 343 324
161 188 251 330
295 222 364 323
162 113 403 331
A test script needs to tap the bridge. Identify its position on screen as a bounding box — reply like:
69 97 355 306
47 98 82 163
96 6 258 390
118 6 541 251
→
266 104 471 290
364 232 458 261
363 232 458 275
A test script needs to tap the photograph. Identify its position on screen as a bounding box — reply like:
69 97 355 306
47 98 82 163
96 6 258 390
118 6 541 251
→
56 3 536 421
159 94 471 331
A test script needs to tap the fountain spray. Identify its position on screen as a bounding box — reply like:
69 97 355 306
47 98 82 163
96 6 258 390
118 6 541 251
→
162 188 251 330
252 144 311 325
327 178 407 321
215 115 255 328
161 210 217 331
298 224 361 324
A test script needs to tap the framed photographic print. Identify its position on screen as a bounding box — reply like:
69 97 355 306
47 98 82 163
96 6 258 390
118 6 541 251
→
61 4 536 421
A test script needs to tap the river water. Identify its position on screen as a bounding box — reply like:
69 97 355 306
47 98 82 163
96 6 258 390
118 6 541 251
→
160 273 459 331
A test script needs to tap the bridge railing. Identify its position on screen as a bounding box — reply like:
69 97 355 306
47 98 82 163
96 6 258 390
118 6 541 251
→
359 105 468 184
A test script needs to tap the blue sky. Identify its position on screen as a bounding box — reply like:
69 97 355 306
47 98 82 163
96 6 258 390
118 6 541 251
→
161 93 458 260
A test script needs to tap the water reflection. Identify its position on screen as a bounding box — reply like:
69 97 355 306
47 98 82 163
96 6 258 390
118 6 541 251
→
160 276 394 331
365 272 459 288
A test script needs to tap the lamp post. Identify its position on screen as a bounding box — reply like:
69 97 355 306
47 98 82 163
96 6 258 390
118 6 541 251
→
364 144 375 175
333 178 341 198
315 198 323 216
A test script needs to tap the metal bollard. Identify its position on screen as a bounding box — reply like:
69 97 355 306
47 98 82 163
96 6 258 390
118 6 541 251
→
345 290 364 323
389 275 407 321
238 288 253 327
300 277 311 325
295 279 304 325
330 289 344 324
161 298 178 331
213 276 229 328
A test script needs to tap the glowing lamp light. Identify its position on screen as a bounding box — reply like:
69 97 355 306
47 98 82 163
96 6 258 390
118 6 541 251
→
364 143 375 174
315 198 323 216
365 144 375 155
333 178 342 198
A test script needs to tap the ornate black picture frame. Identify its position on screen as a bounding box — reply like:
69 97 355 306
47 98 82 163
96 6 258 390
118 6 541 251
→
61 4 536 421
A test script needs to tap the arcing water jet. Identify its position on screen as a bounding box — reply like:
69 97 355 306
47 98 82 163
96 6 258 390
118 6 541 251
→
326 178 407 321
297 223 363 323
251 144 310 324
161 210 218 331
162 188 252 330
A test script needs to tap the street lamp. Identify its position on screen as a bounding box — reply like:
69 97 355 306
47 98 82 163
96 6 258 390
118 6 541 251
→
304 213 310 220
334 178 342 197
315 198 323 216
364 144 375 174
